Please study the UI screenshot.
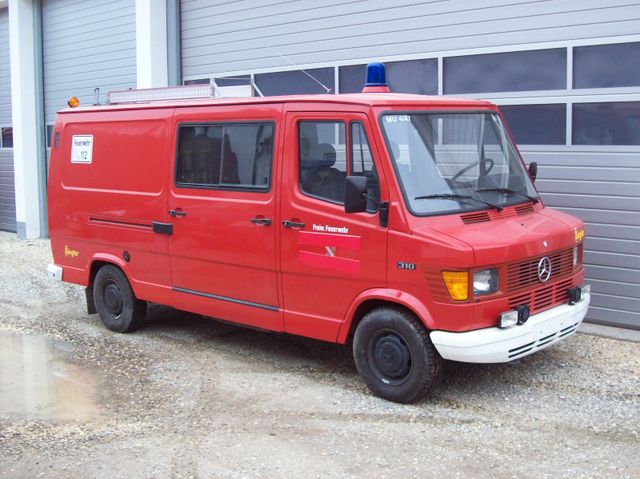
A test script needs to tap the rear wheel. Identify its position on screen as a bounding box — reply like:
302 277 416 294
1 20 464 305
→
93 265 146 333
353 307 442 403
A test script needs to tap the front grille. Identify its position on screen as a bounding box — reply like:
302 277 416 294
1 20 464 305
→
507 248 573 292
508 278 573 314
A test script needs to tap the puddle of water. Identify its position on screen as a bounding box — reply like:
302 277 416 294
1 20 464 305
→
0 331 102 421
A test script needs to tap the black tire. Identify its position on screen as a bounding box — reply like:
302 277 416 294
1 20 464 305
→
353 307 443 403
93 265 147 333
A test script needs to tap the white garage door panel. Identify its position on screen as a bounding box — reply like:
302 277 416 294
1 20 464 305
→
0 8 15 233
42 0 137 124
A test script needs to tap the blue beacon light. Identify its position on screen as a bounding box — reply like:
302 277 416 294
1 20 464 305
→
362 62 391 93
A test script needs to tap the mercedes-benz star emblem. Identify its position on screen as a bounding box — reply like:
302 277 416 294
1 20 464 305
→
537 256 552 282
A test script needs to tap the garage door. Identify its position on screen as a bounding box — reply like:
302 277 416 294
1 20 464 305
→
0 8 16 233
42 0 137 125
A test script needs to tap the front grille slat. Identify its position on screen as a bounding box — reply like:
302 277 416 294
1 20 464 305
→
559 328 578 338
509 341 536 354
461 212 491 224
515 203 534 215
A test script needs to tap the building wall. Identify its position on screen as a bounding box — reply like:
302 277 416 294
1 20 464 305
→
0 7 16 232
181 0 640 330
181 0 640 78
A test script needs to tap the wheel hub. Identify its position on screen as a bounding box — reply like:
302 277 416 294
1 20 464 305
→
373 334 411 379
103 283 123 316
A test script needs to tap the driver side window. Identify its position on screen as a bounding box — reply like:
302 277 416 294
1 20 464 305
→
298 121 347 204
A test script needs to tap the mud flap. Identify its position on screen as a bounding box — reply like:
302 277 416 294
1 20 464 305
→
85 286 97 314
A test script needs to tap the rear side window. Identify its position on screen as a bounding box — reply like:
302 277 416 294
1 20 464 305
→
176 122 274 190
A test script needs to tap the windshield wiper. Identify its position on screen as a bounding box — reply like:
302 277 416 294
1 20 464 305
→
475 188 539 204
414 194 503 212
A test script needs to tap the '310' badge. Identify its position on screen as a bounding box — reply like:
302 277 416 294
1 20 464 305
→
397 261 416 270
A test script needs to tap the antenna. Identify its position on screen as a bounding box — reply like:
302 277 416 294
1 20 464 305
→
266 45 332 93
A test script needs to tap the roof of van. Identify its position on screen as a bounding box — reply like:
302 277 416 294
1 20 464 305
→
58 92 496 115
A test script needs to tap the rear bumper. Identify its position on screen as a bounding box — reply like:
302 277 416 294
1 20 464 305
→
47 263 63 281
430 292 590 363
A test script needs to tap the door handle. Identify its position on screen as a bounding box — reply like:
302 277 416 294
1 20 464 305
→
169 209 187 217
251 217 272 226
282 220 305 229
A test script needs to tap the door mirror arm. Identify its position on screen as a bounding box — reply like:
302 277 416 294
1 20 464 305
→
345 176 388 227
361 193 389 228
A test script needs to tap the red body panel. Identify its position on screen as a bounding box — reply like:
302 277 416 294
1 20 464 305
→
48 93 586 343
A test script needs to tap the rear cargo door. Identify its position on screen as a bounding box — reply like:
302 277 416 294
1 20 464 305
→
167 105 282 331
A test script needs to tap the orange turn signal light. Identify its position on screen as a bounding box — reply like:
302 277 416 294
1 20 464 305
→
441 271 469 301
67 96 80 108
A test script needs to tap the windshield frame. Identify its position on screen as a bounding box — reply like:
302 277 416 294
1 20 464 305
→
378 108 539 218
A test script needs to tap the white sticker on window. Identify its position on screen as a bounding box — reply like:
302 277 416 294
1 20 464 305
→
71 135 93 164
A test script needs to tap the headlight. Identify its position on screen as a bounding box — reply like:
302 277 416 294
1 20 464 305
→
473 269 499 296
573 246 579 267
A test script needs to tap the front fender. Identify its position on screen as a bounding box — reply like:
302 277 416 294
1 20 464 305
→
337 288 435 343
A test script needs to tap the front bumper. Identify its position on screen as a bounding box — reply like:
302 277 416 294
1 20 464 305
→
430 291 590 363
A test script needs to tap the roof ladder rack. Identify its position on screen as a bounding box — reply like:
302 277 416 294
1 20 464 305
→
107 77 263 105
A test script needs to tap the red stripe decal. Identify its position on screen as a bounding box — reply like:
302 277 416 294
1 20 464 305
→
298 251 360 274
298 231 361 250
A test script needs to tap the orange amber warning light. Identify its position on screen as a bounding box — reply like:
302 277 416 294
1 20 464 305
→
67 96 80 108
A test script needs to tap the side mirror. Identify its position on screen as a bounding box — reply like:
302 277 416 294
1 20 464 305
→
528 162 538 182
344 176 367 213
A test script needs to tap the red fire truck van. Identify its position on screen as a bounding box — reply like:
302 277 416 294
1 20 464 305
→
47 63 590 403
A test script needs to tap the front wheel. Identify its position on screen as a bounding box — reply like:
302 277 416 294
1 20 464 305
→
93 265 147 333
353 307 443 403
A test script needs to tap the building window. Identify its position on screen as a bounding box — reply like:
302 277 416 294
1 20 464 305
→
444 49 566 94
339 65 366 94
215 76 251 87
184 78 209 85
299 121 347 204
46 125 54 148
1 127 12 148
176 123 274 189
339 59 437 94
255 68 334 96
500 104 566 145
573 102 640 145
185 76 252 87
574 42 640 89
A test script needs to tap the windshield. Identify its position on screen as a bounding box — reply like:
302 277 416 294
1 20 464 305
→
381 112 538 216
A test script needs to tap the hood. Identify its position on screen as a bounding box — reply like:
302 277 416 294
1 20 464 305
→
423 206 584 266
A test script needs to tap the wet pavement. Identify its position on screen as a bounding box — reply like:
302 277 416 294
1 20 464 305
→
0 331 102 422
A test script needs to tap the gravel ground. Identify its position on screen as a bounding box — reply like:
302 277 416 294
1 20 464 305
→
0 231 638 479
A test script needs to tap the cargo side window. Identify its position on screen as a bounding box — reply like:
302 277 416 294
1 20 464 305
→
298 121 347 204
350 122 380 212
176 122 274 190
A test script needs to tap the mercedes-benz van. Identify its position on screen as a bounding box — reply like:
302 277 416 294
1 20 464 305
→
47 63 590 403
